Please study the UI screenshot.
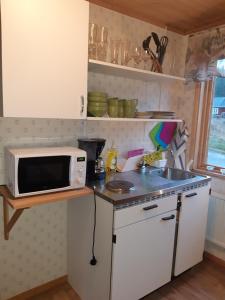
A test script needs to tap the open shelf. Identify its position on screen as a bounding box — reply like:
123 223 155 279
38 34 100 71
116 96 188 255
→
0 185 93 239
0 186 93 209
88 59 185 82
87 117 183 122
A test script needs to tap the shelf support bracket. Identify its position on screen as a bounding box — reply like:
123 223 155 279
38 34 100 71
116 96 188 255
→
3 197 26 240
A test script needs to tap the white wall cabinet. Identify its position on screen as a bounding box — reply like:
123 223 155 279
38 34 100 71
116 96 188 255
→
1 0 89 119
174 185 210 276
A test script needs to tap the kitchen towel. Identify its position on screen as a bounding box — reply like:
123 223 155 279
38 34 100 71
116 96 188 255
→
149 122 163 149
155 127 168 150
150 122 177 150
171 121 189 170
160 122 177 145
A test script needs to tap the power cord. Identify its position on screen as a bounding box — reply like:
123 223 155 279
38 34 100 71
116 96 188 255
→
90 187 97 266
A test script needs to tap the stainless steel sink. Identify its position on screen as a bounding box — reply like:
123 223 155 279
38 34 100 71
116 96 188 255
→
151 167 196 181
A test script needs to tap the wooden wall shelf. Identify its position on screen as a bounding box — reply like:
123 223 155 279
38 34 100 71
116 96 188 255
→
0 185 93 240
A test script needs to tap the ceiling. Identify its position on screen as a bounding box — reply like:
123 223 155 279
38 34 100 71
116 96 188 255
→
89 0 225 35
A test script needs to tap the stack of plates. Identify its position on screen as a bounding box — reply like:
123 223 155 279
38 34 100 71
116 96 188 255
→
151 111 176 119
88 91 107 117
135 111 153 119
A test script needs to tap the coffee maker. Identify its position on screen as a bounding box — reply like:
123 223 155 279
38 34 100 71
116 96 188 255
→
78 138 106 181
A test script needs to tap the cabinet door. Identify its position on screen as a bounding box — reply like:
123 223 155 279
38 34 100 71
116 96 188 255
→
111 210 176 300
174 186 210 276
1 0 88 118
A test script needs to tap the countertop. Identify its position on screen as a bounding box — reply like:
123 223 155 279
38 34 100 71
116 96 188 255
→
88 169 211 208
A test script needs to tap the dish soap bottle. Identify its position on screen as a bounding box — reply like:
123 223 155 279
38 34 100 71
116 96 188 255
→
106 144 118 173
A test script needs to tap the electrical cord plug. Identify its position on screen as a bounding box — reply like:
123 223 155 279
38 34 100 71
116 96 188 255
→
90 256 97 266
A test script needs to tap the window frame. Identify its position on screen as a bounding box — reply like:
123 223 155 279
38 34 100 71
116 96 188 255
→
195 78 225 177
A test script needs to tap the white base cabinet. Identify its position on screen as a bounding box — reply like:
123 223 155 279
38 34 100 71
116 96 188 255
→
67 184 210 300
174 185 210 276
1 0 89 119
111 210 176 300
68 194 177 300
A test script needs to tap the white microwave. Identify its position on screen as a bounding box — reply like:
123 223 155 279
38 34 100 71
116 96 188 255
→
5 147 86 197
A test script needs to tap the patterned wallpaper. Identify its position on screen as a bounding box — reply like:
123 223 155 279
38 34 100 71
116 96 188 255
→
0 118 81 300
0 3 188 300
89 3 188 77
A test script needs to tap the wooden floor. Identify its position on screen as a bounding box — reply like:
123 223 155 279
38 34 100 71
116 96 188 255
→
28 259 225 300
28 283 80 300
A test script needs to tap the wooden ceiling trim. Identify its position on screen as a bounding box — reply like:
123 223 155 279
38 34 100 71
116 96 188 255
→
88 0 225 35
88 0 184 34
185 19 225 35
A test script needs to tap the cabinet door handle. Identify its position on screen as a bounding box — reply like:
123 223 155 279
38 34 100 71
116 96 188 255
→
80 95 84 115
143 204 158 211
161 214 175 221
185 192 197 198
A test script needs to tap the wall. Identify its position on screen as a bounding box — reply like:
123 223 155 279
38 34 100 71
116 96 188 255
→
0 118 81 300
0 4 187 299
89 3 187 77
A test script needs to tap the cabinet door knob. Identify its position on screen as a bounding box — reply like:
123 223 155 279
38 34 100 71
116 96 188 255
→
185 192 197 198
80 95 84 115
161 214 175 221
143 204 158 211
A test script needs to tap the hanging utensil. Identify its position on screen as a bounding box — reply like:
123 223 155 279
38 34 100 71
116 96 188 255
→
142 35 151 51
142 35 162 73
151 32 161 57
159 36 168 65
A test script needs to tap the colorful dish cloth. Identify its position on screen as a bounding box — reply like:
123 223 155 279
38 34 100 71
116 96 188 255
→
149 123 163 149
160 122 177 145
149 122 177 150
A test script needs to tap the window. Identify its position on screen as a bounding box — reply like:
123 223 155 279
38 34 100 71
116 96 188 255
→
197 59 225 175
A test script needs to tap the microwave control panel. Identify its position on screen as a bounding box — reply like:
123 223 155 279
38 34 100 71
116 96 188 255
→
71 155 86 187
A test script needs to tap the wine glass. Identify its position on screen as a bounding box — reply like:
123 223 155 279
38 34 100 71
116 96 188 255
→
97 26 108 61
132 45 142 67
142 49 150 70
110 39 121 64
121 40 131 66
88 23 98 60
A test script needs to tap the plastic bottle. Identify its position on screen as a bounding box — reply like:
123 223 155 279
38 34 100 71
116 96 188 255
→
106 144 118 173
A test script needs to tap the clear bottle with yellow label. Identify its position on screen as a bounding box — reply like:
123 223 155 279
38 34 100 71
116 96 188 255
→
106 145 118 173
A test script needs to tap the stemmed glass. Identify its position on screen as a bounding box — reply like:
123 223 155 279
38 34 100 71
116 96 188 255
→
110 39 121 64
121 40 131 66
142 49 150 70
88 23 98 60
132 45 142 67
97 26 108 61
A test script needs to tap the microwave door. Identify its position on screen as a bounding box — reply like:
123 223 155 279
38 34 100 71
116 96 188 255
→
17 156 71 194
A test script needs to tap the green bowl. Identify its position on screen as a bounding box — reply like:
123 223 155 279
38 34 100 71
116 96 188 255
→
87 106 107 117
88 96 107 103
88 102 107 108
88 91 107 98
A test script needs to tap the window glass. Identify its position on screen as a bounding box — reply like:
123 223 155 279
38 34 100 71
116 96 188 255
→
207 60 225 168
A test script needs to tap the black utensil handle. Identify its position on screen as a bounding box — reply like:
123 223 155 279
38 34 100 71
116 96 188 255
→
143 204 158 211
185 192 198 198
161 214 175 221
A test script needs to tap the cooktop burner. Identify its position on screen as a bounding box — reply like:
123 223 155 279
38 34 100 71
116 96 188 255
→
106 180 135 193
